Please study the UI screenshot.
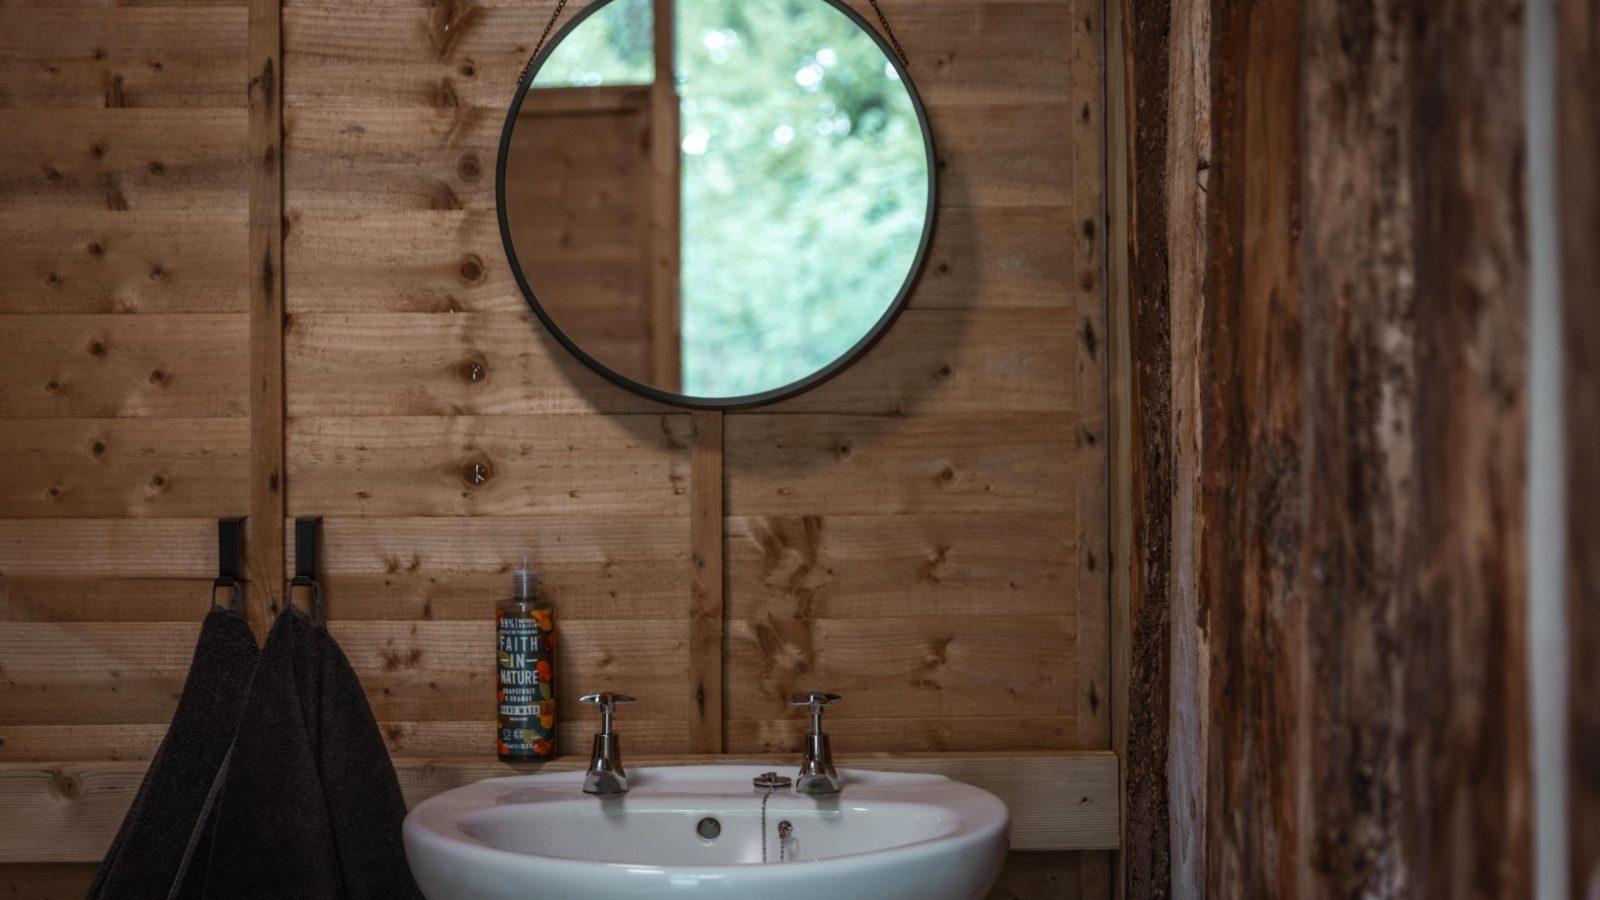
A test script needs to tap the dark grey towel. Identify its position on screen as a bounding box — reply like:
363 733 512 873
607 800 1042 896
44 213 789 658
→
86 608 260 900
188 606 424 900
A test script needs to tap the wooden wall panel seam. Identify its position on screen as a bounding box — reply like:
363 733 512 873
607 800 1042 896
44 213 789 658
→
688 409 725 754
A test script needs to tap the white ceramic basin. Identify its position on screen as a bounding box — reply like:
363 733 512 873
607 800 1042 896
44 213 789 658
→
403 765 1009 899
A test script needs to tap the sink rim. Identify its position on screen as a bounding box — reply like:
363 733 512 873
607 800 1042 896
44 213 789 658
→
404 763 1009 876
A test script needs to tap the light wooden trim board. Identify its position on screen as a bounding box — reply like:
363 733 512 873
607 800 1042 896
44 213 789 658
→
0 751 1118 863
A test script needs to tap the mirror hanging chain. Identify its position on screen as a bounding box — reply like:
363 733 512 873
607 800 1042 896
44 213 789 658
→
515 0 908 87
866 0 909 67
516 0 569 87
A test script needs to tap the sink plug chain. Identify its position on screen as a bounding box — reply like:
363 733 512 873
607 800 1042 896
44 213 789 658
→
777 820 793 863
760 788 772 863
752 771 792 864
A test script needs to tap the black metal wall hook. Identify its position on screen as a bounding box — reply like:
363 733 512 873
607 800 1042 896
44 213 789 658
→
212 517 246 616
290 516 326 628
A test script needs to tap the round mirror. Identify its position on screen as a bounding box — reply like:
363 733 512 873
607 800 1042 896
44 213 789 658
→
497 0 936 408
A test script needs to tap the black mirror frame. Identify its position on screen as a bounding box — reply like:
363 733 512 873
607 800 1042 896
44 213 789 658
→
495 0 939 410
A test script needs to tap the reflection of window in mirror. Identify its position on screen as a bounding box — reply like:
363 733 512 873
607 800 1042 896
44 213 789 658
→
507 0 929 400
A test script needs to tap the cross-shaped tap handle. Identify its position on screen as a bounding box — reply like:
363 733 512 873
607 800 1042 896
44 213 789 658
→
790 691 841 734
580 692 636 734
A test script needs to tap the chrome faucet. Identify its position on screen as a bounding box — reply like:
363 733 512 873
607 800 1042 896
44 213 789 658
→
580 692 634 795
790 691 842 795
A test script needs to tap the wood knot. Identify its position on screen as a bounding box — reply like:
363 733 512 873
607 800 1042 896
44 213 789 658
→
43 166 64 182
457 154 481 180
460 458 493 486
936 363 953 378
91 440 107 456
89 143 106 159
44 379 63 393
148 368 169 385
87 339 107 358
51 770 82 801
937 466 955 483
47 486 62 499
148 160 166 176
149 472 168 489
149 264 166 280
936 262 951 275
87 242 104 257
457 354 488 383
458 254 484 282
44 272 61 287
459 61 477 78
93 48 106 60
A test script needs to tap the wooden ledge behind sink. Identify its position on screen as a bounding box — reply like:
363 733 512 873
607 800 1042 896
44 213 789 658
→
0 751 1118 863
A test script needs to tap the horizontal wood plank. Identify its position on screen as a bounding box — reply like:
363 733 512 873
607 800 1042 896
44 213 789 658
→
0 725 170 761
725 715 1076 755
0 718 689 762
726 413 1087 516
0 578 216 622
0 518 222 576
270 513 690 617
724 616 1075 720
771 308 1077 414
284 310 1078 417
0 863 98 899
0 211 247 314
280 3 1073 110
286 415 692 516
0 751 1118 862
0 619 690 728
727 513 1076 619
0 314 248 418
0 109 247 211
987 851 1095 900
285 312 665 415
0 9 246 108
0 417 247 517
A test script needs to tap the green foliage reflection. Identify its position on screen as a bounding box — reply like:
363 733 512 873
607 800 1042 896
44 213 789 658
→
534 0 929 398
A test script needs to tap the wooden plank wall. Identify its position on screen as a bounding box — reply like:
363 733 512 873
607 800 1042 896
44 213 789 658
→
0 0 253 759
1113 0 1572 897
0 0 1110 895
277 0 1113 805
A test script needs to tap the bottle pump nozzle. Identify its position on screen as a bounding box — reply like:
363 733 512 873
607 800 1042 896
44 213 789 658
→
513 550 538 600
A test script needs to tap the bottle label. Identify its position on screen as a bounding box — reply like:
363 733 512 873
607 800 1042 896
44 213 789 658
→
497 608 556 759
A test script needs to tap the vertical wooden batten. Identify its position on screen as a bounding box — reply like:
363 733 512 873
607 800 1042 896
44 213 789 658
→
247 0 286 637
649 0 682 392
689 409 725 753
1102 0 1133 886
1559 0 1600 889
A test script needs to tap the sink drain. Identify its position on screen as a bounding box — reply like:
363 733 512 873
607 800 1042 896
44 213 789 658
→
696 817 721 840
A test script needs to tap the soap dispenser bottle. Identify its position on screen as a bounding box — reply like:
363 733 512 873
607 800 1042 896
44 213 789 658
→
496 552 557 761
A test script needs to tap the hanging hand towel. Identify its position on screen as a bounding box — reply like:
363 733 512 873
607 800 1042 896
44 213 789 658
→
86 607 259 900
186 606 424 900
